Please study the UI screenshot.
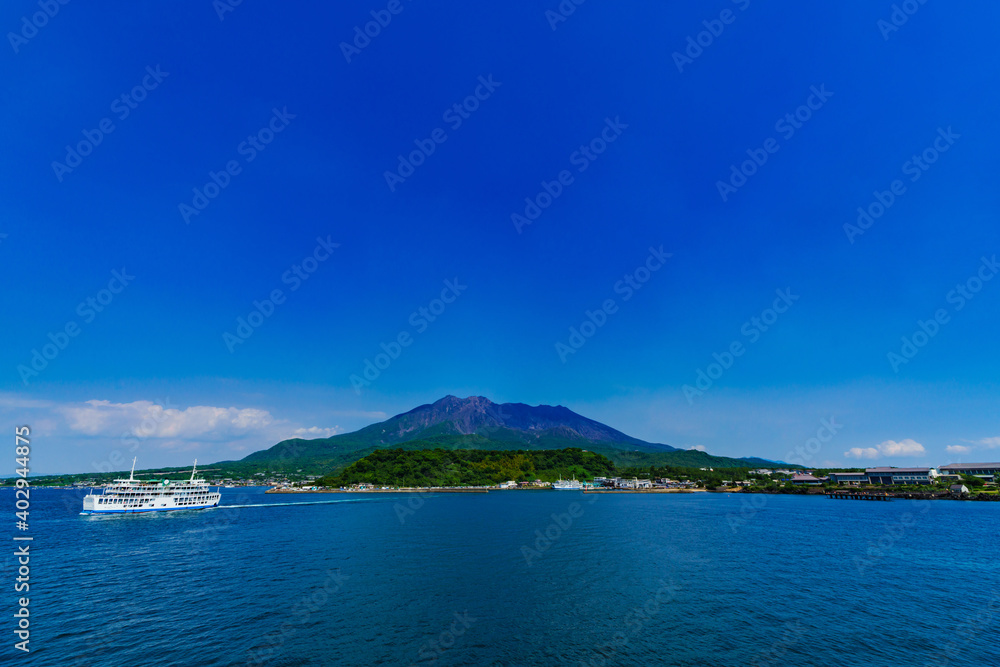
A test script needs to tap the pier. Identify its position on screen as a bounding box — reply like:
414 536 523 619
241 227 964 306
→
827 491 891 501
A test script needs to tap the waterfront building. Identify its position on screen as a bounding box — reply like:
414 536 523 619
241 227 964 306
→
939 463 1000 481
790 474 824 485
827 472 868 485
864 467 938 485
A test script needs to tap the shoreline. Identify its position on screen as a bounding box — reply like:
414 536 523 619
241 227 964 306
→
265 487 491 494
265 487 712 495
583 488 708 494
262 486 998 500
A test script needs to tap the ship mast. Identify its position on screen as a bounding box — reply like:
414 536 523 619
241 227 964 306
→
190 459 197 481
129 457 136 482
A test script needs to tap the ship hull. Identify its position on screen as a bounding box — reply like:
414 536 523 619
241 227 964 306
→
81 504 218 515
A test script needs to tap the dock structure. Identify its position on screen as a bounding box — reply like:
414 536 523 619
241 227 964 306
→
827 491 891 501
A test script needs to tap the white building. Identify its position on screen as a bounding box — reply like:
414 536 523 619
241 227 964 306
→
939 463 1000 481
865 467 939 485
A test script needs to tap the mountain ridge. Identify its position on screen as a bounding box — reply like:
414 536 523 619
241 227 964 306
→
237 395 788 472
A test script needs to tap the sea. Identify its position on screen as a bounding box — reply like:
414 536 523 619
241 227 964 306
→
3 486 998 666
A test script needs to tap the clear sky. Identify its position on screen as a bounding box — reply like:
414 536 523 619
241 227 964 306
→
3 1 999 473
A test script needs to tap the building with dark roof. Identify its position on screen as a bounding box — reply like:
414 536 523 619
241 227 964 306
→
828 471 868 485
790 474 824 485
939 463 1000 481
864 467 938 485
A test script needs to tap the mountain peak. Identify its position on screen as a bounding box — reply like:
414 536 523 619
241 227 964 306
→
391 395 671 450
240 396 799 469
234 393 711 474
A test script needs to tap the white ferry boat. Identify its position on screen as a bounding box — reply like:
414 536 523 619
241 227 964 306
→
552 477 583 490
82 459 221 514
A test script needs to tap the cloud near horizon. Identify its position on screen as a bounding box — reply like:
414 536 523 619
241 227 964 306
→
53 399 344 452
61 399 276 440
844 438 926 460
946 445 972 454
290 426 344 439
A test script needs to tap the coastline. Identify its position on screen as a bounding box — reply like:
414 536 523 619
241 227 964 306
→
264 487 711 495
265 487 491 494
583 488 708 494
262 486 998 500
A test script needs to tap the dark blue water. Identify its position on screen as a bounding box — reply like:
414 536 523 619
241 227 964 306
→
3 487 998 666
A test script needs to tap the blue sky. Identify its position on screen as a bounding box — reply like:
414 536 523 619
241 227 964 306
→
3 1 999 473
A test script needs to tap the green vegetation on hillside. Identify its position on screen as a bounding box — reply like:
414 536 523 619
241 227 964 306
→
238 432 784 479
608 448 782 470
318 448 615 487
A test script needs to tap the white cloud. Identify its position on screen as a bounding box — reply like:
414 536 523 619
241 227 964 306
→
946 445 972 454
844 438 925 460
877 439 926 456
291 426 343 439
845 447 879 459
975 437 1000 449
61 399 275 440
688 444 707 452
0 393 54 409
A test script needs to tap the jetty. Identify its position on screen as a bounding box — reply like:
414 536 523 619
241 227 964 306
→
827 490 891 501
